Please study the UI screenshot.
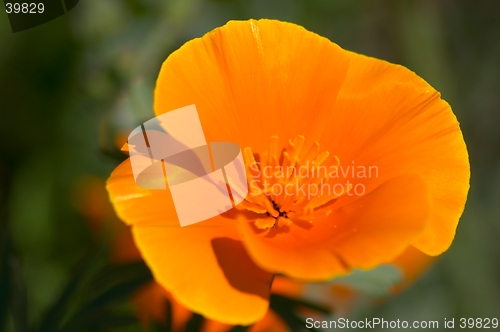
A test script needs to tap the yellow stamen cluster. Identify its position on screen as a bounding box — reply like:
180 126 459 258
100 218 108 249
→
240 135 350 229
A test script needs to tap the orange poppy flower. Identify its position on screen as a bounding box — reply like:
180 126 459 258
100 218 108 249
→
107 19 469 325
77 176 307 331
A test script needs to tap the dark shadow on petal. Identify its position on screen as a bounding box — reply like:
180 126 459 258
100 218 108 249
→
211 238 273 300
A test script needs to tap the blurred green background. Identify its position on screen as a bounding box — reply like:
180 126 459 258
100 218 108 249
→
1 0 499 331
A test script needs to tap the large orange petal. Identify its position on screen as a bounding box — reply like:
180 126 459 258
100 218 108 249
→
330 175 430 269
109 221 194 330
319 52 469 256
238 175 430 281
153 19 351 154
132 218 273 325
107 159 273 324
106 159 179 226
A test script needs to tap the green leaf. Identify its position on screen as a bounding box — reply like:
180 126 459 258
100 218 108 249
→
84 273 152 312
270 294 330 332
330 264 403 297
185 313 204 332
87 313 138 330
89 261 152 294
8 257 28 332
39 248 107 332
228 325 250 332
59 311 139 332
58 261 153 332
0 227 11 332
99 147 128 165
274 294 331 315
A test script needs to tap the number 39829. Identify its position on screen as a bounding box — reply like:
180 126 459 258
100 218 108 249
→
5 3 45 14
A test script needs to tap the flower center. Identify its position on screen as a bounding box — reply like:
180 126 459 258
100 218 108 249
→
239 135 351 230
